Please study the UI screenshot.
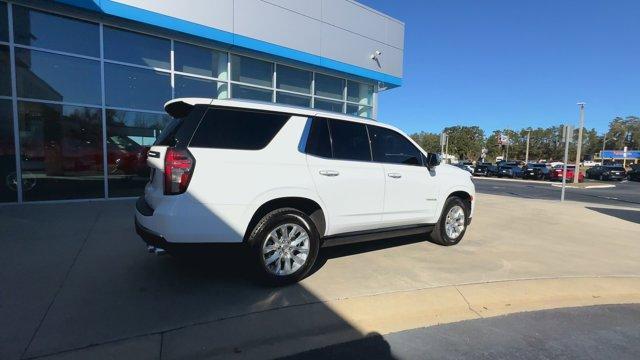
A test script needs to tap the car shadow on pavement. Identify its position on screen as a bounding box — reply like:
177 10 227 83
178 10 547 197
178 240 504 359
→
586 207 640 225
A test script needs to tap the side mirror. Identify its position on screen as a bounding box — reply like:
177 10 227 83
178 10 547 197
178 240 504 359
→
425 153 441 169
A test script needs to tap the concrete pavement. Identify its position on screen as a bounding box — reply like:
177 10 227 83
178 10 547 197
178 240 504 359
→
1 194 639 359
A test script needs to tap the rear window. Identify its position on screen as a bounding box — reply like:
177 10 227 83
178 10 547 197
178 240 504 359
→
189 108 289 150
155 105 207 147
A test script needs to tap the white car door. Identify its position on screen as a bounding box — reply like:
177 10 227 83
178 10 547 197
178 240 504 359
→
368 125 440 226
305 118 385 235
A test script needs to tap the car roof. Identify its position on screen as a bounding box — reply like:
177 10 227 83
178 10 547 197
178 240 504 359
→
165 97 388 128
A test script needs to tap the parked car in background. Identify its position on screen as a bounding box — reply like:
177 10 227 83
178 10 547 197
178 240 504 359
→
582 160 601 167
473 164 489 176
497 165 522 178
628 164 640 181
521 163 550 180
585 165 627 181
486 164 500 177
454 163 473 174
549 165 584 182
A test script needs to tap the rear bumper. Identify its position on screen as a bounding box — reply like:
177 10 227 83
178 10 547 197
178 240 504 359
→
135 217 169 249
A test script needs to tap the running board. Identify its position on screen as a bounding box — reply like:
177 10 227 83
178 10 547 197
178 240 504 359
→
321 224 435 248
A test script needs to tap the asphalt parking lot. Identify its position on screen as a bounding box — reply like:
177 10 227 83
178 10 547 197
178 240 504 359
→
1 193 640 359
474 177 640 209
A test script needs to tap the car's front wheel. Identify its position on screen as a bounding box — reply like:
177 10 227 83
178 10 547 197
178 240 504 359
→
429 197 468 246
248 208 319 286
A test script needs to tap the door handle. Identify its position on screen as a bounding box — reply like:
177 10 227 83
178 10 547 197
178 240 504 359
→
319 170 340 177
388 172 402 179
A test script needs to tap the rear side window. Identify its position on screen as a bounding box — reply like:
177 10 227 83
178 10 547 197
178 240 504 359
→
305 118 332 158
368 125 421 166
328 119 371 162
189 108 289 150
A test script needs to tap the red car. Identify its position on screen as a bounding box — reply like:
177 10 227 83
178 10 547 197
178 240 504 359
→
549 165 584 182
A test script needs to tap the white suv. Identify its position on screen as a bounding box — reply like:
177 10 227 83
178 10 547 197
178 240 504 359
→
135 98 475 284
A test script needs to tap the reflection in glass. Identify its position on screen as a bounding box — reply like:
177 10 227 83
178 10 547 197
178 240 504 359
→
347 81 373 105
232 84 273 102
0 45 10 96
0 100 16 202
103 26 170 69
18 101 103 201
276 65 311 94
347 104 373 118
106 110 171 197
314 98 344 113
174 42 228 79
175 75 227 99
105 63 171 111
15 48 101 104
314 73 345 100
276 92 310 108
0 2 8 42
231 54 273 88
12 6 99 57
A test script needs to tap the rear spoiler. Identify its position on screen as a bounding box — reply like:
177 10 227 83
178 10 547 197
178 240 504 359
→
164 98 214 118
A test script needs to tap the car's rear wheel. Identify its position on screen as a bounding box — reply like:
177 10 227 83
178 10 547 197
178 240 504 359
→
248 208 319 286
429 197 468 246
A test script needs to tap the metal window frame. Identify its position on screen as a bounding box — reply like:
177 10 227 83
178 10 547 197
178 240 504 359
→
1 1 379 204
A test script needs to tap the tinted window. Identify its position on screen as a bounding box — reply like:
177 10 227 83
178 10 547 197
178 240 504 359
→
190 109 288 150
231 84 273 102
305 118 331 158
314 99 343 113
103 26 170 69
175 74 227 99
347 81 373 105
277 65 311 94
315 73 344 100
174 41 227 79
328 119 371 162
13 6 99 56
368 126 421 166
15 48 101 104
0 99 16 202
276 92 310 107
0 45 9 96
231 54 273 87
104 63 171 111
0 2 7 42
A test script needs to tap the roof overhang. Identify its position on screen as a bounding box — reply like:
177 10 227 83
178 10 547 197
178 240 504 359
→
53 0 402 88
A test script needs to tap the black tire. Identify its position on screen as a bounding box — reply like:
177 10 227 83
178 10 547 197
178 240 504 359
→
599 174 604 181
247 208 320 286
429 197 469 246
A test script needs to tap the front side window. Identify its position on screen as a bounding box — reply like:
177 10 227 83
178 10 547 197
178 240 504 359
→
305 118 332 158
328 119 371 162
189 108 288 150
368 125 422 166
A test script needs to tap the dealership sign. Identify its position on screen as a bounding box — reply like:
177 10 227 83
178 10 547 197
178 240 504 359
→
601 149 640 159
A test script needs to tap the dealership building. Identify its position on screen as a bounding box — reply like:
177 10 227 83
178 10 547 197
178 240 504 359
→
0 0 404 203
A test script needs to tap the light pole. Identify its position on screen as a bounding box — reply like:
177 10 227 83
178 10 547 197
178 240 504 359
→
573 102 585 183
525 130 531 163
601 132 615 165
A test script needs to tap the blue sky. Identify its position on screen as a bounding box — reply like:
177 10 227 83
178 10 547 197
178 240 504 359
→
359 0 640 135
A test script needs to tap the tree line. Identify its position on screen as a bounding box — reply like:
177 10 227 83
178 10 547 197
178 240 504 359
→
410 116 640 163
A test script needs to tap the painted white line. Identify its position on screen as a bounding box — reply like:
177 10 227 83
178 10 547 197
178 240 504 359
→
584 185 617 189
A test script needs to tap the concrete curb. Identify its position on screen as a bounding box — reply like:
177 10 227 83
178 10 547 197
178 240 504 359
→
474 176 618 189
159 276 640 359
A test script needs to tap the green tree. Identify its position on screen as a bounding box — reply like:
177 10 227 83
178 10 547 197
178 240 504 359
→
409 131 440 153
443 126 485 161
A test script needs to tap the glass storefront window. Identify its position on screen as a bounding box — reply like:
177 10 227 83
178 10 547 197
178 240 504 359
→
15 48 101 105
276 92 310 108
18 101 103 201
106 109 171 198
175 74 228 99
315 73 345 100
0 45 10 96
105 63 171 111
174 41 228 79
0 99 16 202
314 98 344 113
232 84 273 102
276 65 311 94
104 26 170 69
13 6 99 57
231 54 273 88
347 81 374 106
347 104 373 118
0 2 8 42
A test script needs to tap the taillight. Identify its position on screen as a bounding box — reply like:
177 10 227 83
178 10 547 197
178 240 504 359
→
164 148 195 195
